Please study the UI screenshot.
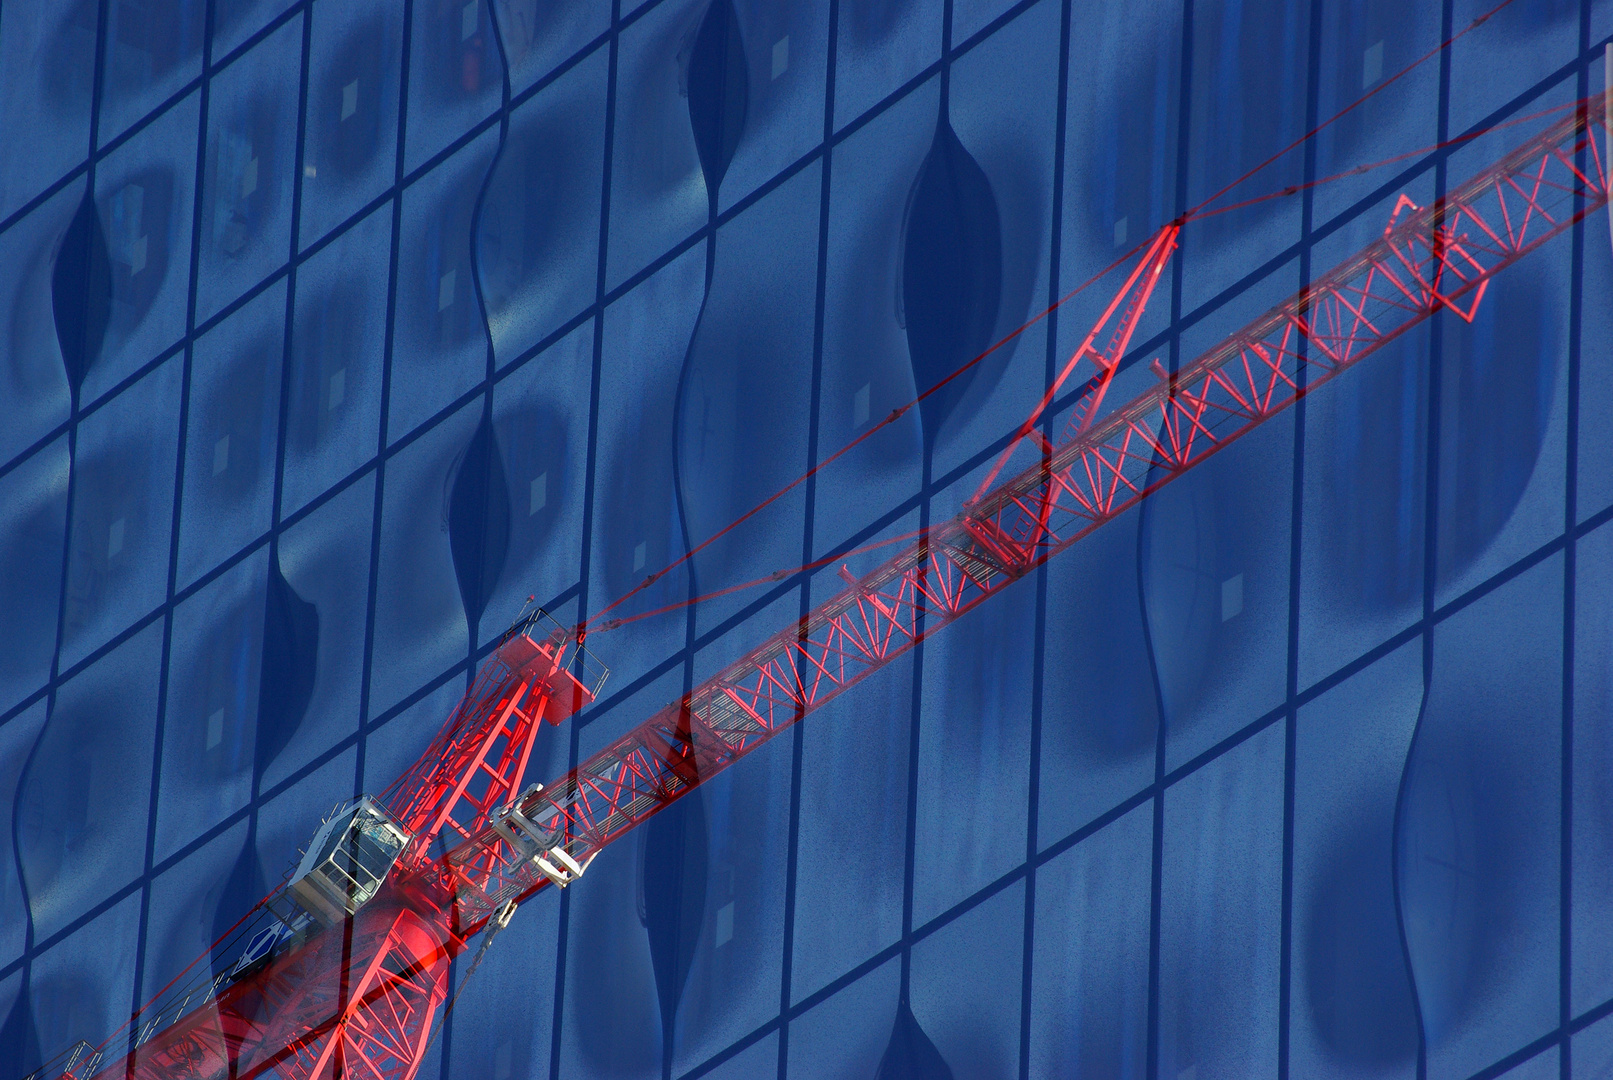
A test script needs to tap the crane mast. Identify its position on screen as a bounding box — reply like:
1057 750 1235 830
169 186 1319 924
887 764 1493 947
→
47 96 1610 1080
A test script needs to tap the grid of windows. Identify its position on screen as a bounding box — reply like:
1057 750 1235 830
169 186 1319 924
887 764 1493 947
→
3 0 1613 1078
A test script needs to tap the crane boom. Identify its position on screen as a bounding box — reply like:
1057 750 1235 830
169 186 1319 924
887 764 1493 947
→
462 96 1611 936
61 97 1608 1080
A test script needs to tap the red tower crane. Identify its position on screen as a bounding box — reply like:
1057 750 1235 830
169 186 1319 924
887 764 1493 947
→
37 94 1609 1080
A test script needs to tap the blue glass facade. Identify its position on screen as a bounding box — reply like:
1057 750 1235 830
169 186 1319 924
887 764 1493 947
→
1 0 1609 1077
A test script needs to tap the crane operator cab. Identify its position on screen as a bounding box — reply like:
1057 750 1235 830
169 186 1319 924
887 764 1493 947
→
278 608 607 931
286 795 413 927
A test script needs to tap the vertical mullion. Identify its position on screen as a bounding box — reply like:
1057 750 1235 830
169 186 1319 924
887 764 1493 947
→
1278 1 1325 1076
777 1 840 1076
467 0 516 659
551 3 622 1076
897 0 954 1008
1149 1 1196 1077
435 2 518 1071
357 0 417 822
1561 9 1592 1078
125 0 221 1059
1020 0 1075 1076
271 0 316 788
19 0 114 1056
278 8 317 739
349 0 414 1069
1409 6 1459 1080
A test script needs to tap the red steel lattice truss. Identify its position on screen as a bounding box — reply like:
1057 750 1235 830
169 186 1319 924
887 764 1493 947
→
503 97 1612 923
67 97 1609 1080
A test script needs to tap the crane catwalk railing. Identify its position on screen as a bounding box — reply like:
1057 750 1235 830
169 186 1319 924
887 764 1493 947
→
441 97 1611 938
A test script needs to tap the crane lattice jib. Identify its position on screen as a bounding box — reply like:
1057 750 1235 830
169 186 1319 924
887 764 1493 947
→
75 98 1608 1080
439 98 1612 940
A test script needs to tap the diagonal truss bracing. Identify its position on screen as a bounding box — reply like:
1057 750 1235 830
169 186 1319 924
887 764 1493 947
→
440 98 1611 938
